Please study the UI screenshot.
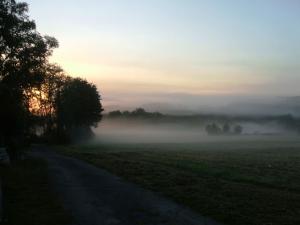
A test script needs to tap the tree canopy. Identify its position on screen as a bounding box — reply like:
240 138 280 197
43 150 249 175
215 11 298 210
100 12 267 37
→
56 78 103 129
0 0 103 147
0 0 58 88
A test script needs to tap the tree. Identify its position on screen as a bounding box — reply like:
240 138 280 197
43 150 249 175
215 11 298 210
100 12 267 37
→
131 108 147 116
0 83 24 143
0 1 104 146
27 63 68 135
0 0 58 146
108 110 122 117
0 0 58 89
222 123 230 134
205 123 222 135
56 78 103 141
234 125 243 135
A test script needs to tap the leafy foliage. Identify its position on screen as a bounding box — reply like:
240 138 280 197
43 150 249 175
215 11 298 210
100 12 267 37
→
0 1 103 146
0 0 58 88
0 0 58 147
56 78 103 130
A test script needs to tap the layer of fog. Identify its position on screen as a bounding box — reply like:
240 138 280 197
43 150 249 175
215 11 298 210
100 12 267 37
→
104 94 300 116
91 118 297 144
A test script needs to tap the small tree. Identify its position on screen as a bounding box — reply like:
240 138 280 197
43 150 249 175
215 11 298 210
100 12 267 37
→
223 123 230 134
205 123 222 135
234 125 243 135
108 110 122 117
131 108 147 117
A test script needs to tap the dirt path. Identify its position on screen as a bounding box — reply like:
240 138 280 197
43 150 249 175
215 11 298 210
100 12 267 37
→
30 148 222 225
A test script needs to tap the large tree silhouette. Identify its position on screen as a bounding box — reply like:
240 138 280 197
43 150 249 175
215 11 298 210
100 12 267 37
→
0 0 58 146
56 78 103 141
0 1 103 146
0 0 58 88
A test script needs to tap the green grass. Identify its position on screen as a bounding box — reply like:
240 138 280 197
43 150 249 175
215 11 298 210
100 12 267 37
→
0 159 72 225
57 141 300 225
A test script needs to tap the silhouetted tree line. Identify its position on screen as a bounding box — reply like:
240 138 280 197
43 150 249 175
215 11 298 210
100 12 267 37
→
0 0 103 157
205 123 243 135
108 108 299 129
108 108 162 118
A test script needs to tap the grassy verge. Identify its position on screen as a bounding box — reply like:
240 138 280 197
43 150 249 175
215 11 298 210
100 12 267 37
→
0 159 71 225
57 144 300 225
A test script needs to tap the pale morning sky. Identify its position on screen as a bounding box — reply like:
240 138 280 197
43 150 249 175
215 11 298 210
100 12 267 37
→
26 0 300 111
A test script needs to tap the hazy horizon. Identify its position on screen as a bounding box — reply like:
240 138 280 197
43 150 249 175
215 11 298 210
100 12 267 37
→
26 0 300 112
103 95 300 116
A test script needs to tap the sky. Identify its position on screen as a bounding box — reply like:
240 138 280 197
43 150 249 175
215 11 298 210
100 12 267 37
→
26 0 300 112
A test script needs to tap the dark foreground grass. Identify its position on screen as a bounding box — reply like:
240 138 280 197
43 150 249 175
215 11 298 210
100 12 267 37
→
58 143 300 225
0 159 71 225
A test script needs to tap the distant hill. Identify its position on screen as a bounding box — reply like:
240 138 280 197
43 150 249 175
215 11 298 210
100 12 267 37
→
137 96 300 117
104 95 300 117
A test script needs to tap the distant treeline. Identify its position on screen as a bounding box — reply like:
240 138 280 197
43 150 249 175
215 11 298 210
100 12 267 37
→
205 123 243 135
107 108 300 132
108 108 163 118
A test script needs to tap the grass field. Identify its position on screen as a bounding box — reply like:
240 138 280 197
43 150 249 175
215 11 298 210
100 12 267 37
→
0 159 71 225
58 137 300 225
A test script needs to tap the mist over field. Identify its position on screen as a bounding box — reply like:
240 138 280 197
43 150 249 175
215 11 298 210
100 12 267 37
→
95 95 300 145
93 119 205 143
97 97 300 145
91 117 298 144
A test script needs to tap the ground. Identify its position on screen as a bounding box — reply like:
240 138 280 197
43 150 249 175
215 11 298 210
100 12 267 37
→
0 158 72 225
56 138 300 225
30 147 221 225
1 137 299 225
